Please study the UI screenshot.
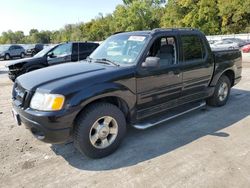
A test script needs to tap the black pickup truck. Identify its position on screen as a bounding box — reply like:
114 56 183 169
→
6 42 99 81
11 28 242 158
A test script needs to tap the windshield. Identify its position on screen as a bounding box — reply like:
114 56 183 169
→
34 45 56 58
89 34 149 65
0 45 10 51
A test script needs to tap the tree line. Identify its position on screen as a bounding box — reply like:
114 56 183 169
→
0 0 250 44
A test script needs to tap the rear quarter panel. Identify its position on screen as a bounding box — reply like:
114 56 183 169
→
210 49 242 86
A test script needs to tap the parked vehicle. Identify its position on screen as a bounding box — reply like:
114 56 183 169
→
242 44 250 53
24 44 44 56
6 42 99 81
222 38 248 47
0 44 25 60
208 40 218 45
210 39 239 50
11 28 242 158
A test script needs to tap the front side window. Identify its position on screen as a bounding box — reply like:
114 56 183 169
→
16 46 22 50
34 45 55 58
181 35 205 61
90 34 149 65
52 43 72 56
145 36 177 67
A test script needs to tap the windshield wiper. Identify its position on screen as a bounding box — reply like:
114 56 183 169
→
94 58 120 67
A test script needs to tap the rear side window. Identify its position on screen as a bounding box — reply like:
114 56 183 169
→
88 43 99 50
79 43 88 52
181 35 205 61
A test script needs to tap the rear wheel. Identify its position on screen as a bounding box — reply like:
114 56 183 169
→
74 102 126 158
4 54 11 60
206 75 231 106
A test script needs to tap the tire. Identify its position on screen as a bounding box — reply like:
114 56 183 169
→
4 54 11 60
206 75 231 107
74 102 126 158
20 52 25 58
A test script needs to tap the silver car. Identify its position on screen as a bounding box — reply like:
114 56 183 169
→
210 39 239 50
0 44 26 60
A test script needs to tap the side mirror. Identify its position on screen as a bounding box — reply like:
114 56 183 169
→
142 57 160 68
47 52 55 58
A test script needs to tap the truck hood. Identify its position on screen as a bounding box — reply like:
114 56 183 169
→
16 62 111 91
5 57 41 67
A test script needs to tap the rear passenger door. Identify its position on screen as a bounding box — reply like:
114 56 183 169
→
15 46 22 56
180 34 214 103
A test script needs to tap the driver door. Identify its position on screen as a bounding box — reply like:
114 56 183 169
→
136 35 183 120
47 43 72 65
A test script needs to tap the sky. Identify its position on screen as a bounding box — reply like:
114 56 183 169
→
0 0 123 35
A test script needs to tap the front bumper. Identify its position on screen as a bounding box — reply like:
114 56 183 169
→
25 51 33 56
8 68 23 81
12 102 76 143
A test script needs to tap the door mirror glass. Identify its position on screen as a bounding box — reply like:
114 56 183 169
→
142 57 160 68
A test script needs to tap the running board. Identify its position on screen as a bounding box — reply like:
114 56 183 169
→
132 101 206 130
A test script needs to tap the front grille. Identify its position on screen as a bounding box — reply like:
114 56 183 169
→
12 83 28 107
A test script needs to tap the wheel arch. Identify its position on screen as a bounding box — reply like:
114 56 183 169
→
210 68 236 87
74 95 131 125
4 53 10 58
223 69 235 87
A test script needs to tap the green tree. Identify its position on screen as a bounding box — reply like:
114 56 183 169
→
161 0 220 34
218 0 250 34
113 0 163 32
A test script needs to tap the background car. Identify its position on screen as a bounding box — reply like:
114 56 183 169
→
24 43 44 56
242 44 250 53
210 39 240 50
222 38 248 47
6 41 99 81
0 44 25 60
208 40 218 45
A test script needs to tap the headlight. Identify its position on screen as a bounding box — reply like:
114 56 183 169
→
30 92 65 111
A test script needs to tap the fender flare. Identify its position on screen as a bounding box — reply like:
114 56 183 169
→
68 82 136 119
209 66 237 87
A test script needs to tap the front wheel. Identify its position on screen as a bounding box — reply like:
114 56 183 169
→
73 103 126 158
206 75 231 107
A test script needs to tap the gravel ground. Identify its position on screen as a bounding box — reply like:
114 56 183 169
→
0 59 250 188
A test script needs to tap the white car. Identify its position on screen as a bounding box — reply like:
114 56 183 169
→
210 39 239 50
